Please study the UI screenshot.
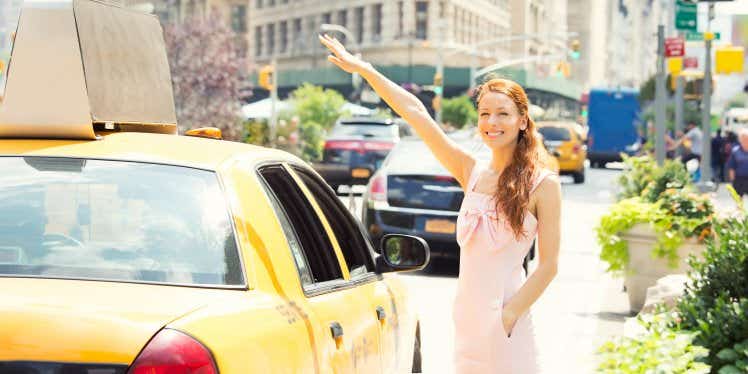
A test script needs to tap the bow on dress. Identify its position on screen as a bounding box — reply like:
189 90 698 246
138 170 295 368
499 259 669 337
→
457 207 504 247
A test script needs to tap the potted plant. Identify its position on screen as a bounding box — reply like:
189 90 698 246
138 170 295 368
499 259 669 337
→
597 155 714 312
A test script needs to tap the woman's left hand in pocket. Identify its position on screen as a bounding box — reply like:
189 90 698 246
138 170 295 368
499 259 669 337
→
502 307 518 337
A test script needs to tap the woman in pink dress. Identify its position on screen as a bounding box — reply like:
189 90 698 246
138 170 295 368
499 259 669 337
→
320 35 562 373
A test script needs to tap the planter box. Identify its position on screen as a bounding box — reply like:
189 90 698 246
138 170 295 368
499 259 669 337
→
621 223 704 313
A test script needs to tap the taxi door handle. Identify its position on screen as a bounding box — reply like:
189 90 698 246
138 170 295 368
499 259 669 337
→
330 322 344 339
376 306 386 321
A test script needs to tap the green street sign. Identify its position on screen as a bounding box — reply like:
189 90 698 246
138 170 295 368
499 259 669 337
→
685 32 721 41
675 0 698 32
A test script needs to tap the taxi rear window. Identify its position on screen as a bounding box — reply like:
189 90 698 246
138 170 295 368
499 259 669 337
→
538 127 572 141
0 157 243 287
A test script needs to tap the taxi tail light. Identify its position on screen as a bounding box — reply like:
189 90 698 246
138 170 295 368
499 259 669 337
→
572 144 582 154
127 329 218 374
369 172 387 202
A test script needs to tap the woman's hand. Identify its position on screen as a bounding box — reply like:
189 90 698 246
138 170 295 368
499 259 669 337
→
502 308 518 338
318 34 368 74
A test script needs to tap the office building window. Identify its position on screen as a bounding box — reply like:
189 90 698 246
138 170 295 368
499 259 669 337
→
372 3 382 42
255 26 262 56
338 9 347 43
230 5 247 33
397 1 404 38
280 21 288 53
267 23 275 55
322 12 332 25
256 0 262 9
355 7 364 43
415 1 428 40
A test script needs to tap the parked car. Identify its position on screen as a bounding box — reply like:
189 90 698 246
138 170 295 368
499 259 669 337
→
0 2 428 373
362 131 557 269
314 117 411 193
537 121 587 183
586 87 641 167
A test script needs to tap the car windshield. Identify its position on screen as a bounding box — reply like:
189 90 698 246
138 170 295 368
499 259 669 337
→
538 127 572 141
330 123 397 138
0 157 243 286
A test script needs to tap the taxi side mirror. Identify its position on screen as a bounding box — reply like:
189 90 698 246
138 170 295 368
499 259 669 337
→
375 234 430 273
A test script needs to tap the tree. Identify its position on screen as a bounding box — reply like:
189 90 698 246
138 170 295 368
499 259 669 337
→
288 83 347 131
442 95 477 129
163 12 245 141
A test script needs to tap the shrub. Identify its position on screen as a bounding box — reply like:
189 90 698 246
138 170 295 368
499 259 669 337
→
672 213 748 371
597 313 710 373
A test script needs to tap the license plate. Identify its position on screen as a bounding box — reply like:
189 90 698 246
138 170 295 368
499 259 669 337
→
425 219 456 234
351 168 370 178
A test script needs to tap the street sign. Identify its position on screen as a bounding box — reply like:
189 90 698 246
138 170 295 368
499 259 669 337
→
685 31 721 41
684 56 698 69
675 1 698 31
665 37 685 57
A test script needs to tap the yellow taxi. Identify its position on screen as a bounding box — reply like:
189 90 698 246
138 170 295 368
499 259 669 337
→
536 121 587 183
0 1 428 373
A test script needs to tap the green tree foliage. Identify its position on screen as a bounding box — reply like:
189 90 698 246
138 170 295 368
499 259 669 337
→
442 95 478 129
288 83 347 131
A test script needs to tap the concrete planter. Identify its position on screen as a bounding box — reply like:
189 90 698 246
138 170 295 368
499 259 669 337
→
621 223 705 313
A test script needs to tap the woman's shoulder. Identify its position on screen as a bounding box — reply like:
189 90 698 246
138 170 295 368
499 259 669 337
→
531 168 560 193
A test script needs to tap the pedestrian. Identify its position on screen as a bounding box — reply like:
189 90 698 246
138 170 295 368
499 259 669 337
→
711 129 725 182
726 129 748 197
676 122 703 164
320 34 561 374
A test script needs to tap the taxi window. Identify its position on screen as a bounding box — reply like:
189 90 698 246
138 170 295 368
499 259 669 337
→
538 127 572 141
292 167 374 278
259 165 343 284
0 157 243 286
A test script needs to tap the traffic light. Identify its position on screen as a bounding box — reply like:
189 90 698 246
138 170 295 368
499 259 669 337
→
715 46 745 74
570 39 581 60
258 64 274 91
433 72 443 96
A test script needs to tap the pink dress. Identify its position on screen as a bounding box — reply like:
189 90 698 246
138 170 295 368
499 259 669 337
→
453 162 554 373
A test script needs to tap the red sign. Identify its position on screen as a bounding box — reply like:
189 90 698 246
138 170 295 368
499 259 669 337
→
665 37 685 57
684 56 698 68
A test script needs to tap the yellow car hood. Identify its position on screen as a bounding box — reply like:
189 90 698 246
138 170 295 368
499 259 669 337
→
0 277 239 364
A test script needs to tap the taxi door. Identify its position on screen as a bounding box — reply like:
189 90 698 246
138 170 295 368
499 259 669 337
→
257 163 382 373
286 165 388 373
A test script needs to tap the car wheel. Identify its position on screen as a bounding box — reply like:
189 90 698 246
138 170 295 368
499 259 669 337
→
573 169 585 184
412 324 422 373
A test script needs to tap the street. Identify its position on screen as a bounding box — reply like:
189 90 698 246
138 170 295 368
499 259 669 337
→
341 166 630 373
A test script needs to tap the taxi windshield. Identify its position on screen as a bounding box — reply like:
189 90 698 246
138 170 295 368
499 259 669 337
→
0 157 244 287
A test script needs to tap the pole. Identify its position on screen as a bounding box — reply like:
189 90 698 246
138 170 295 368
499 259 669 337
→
655 25 667 166
435 21 445 124
699 4 715 187
269 56 278 147
675 75 685 158
469 49 477 89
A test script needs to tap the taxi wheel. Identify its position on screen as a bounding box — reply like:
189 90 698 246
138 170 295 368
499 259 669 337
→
412 324 422 373
572 169 585 184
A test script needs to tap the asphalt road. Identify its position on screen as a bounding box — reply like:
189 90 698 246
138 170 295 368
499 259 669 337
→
340 165 631 373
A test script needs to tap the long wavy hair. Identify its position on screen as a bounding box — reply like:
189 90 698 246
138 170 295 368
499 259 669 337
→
474 78 550 239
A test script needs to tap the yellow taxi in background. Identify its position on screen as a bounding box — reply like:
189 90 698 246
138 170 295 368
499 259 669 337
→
0 1 428 373
536 121 587 183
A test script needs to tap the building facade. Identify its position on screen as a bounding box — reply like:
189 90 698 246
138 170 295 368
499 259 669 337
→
605 0 675 88
249 0 513 82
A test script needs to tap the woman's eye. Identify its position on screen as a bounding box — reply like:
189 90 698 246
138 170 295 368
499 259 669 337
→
480 113 489 117
499 113 508 116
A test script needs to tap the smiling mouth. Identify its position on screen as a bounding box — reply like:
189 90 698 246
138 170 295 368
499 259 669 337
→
485 131 505 137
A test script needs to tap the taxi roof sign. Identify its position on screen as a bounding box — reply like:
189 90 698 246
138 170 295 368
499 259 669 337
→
0 0 177 139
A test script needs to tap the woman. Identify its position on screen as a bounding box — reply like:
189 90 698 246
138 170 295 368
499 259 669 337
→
320 35 561 373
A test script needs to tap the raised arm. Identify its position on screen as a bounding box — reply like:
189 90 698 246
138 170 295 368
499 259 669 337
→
319 34 475 187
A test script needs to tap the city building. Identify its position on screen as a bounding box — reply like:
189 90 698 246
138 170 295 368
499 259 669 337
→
605 0 675 88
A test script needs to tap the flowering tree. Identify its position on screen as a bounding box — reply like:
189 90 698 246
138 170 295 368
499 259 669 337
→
163 12 245 141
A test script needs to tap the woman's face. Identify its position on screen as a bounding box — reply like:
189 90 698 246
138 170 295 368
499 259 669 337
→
477 91 526 151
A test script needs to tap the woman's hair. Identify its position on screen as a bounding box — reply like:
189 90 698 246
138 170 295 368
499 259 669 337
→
474 78 551 239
